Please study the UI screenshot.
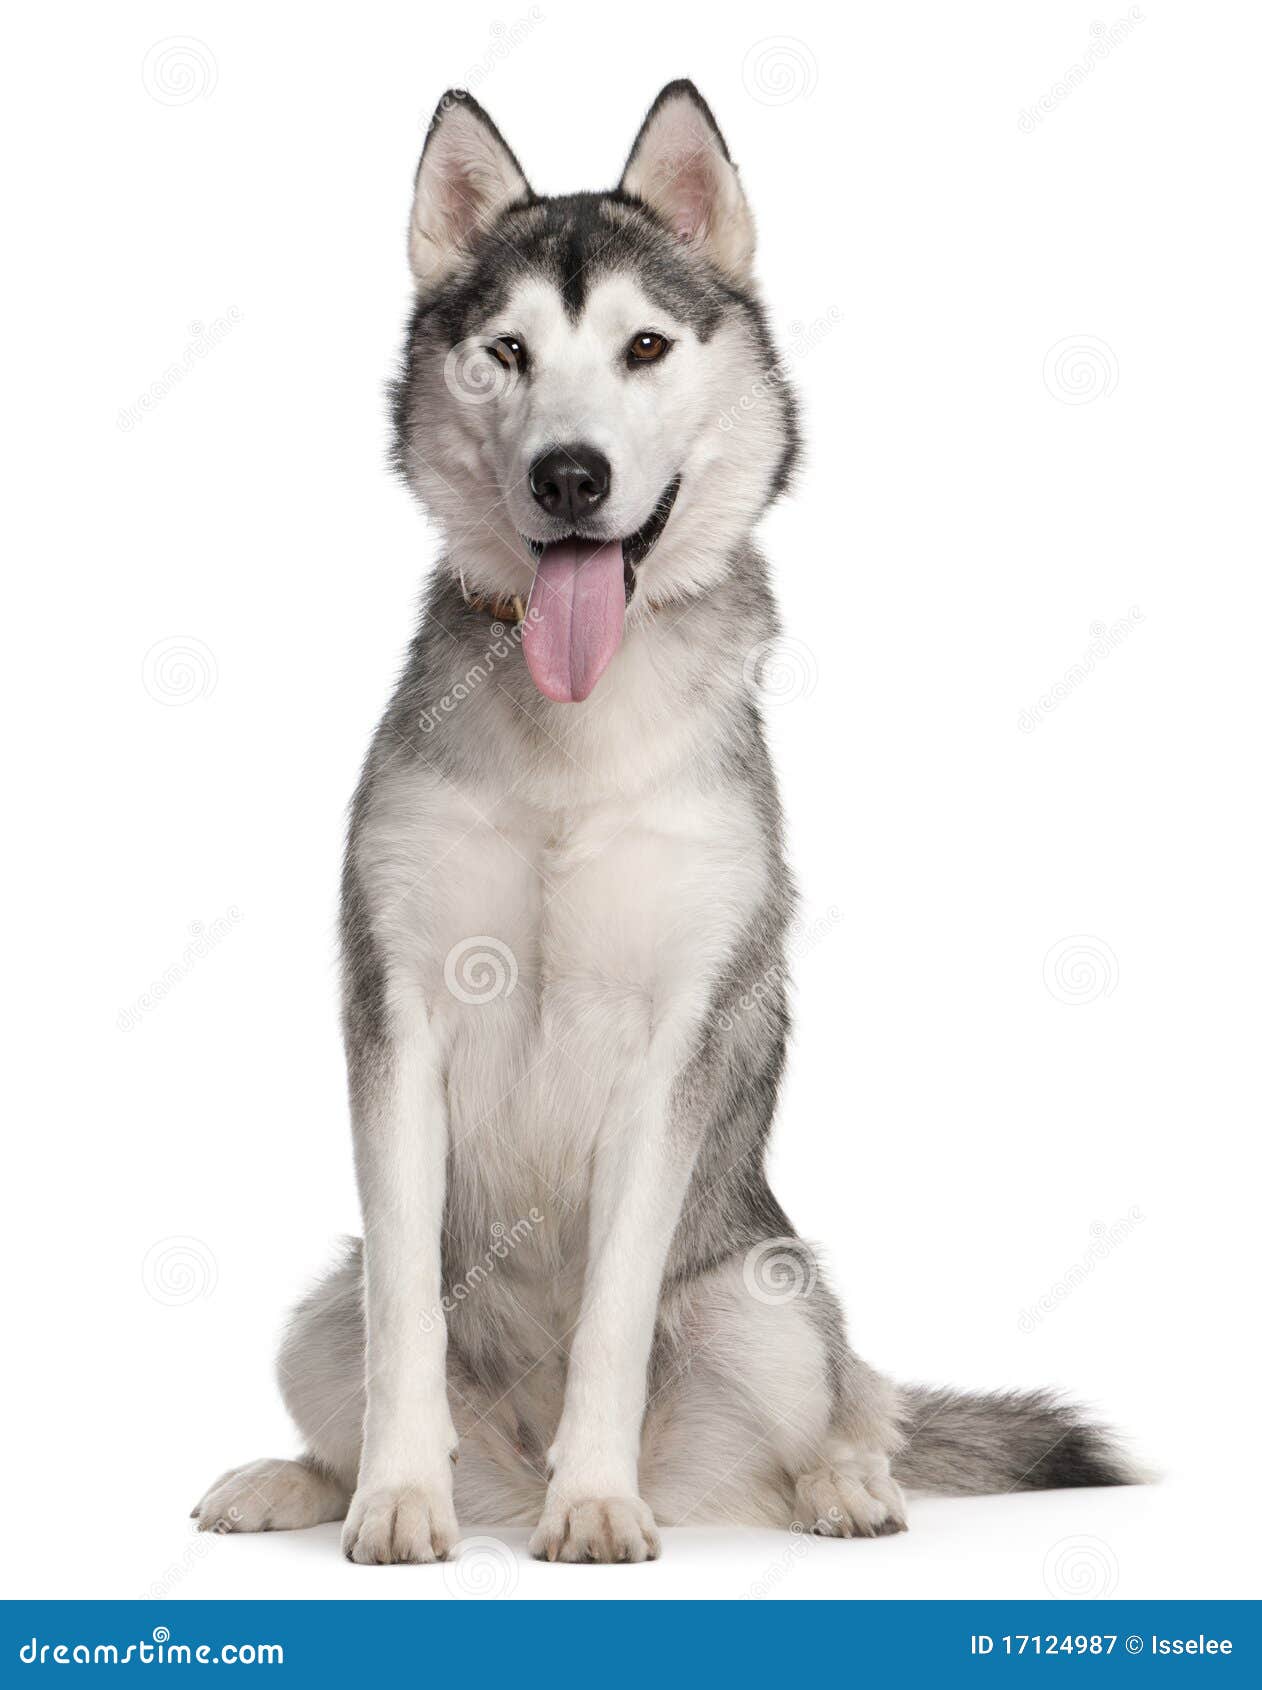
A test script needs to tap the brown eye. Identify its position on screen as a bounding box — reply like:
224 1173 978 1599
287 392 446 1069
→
627 331 671 367
489 335 527 374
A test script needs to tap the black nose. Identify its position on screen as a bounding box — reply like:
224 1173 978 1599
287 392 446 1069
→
529 444 611 527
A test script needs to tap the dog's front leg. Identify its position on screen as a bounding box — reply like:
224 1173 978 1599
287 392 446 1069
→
530 1037 701 1563
341 1007 458 1565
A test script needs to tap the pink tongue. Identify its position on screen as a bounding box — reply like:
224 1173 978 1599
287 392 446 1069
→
522 540 626 702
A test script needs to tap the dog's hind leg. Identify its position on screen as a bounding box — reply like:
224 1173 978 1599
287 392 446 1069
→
641 1250 907 1537
192 1456 349 1534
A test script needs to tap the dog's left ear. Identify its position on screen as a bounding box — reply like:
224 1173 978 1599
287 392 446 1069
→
619 81 755 283
409 90 531 288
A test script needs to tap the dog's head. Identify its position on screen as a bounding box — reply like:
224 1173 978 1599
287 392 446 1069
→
393 80 797 701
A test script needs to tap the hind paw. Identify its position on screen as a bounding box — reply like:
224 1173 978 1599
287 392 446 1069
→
192 1457 348 1534
794 1450 908 1539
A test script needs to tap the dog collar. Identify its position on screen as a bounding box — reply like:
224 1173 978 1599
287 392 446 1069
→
463 589 527 624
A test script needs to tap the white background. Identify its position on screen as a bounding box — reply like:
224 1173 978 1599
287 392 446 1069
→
3 0 1259 1603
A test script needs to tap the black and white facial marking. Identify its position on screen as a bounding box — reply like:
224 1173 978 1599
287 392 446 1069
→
391 81 798 700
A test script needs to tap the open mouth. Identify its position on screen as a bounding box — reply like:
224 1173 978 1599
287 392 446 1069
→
521 476 681 602
519 477 680 704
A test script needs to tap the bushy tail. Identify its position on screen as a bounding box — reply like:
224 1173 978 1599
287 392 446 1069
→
891 1385 1138 1495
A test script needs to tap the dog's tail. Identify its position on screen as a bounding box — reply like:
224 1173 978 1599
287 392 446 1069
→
891 1384 1139 1495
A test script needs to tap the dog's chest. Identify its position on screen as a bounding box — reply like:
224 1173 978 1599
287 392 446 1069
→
384 775 768 1215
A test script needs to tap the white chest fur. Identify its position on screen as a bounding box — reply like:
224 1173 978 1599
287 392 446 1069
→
359 762 770 1226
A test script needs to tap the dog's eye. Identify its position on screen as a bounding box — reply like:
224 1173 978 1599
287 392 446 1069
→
627 332 671 367
488 336 527 374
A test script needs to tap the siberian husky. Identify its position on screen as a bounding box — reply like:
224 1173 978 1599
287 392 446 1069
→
194 81 1132 1564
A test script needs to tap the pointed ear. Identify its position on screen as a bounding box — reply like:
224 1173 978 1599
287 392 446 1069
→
409 91 531 287
619 81 755 283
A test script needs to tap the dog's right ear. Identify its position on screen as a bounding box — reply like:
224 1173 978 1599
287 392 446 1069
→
409 91 531 288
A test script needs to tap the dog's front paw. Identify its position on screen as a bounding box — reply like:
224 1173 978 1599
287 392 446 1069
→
794 1450 908 1539
529 1493 661 1563
341 1482 457 1565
